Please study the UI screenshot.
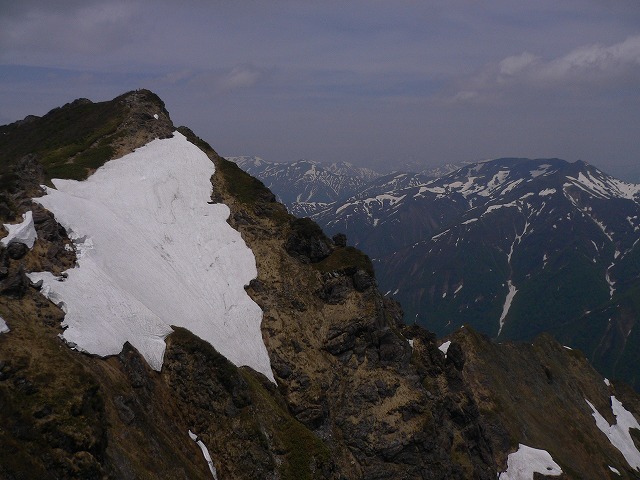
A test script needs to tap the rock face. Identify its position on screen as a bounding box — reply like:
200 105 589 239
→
1 91 640 479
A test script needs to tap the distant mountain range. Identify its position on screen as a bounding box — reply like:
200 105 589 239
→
226 156 381 205
232 155 640 390
226 156 467 217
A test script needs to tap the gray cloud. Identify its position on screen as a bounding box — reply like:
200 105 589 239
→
446 35 640 106
0 0 639 178
0 1 140 62
219 64 265 91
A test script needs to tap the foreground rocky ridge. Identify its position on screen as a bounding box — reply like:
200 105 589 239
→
0 90 639 479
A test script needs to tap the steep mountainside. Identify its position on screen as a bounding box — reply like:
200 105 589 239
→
1 91 640 479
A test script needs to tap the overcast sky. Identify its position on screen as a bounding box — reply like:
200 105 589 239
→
1 1 639 179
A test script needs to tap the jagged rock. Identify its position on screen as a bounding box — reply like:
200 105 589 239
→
247 278 265 293
353 268 375 292
285 217 332 263
6 241 28 259
318 276 351 304
118 343 152 390
377 329 412 365
113 396 136 425
0 265 30 298
445 341 465 371
32 206 67 241
332 232 347 247
14 154 46 194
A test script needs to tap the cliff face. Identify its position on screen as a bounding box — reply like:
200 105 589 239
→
0 91 639 479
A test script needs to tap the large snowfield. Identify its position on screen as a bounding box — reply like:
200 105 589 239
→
28 132 274 382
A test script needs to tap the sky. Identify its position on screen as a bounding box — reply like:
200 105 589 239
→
1 0 639 179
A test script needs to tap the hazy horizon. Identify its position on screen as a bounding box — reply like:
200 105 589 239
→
1 1 639 181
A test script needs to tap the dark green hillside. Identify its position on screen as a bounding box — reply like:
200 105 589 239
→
0 89 171 204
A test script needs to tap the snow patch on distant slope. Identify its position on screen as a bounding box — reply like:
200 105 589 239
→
498 281 517 336
498 444 562 479
28 132 274 382
586 396 640 470
530 164 552 178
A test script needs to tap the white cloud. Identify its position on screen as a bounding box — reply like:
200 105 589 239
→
452 34 640 102
498 52 540 78
220 64 264 91
539 34 640 82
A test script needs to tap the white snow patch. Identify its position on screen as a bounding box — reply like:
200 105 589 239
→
28 132 274 382
498 281 517 336
609 178 640 200
461 218 478 225
454 284 463 295
539 188 556 196
0 316 9 334
563 345 572 350
407 338 414 349
498 444 562 479
483 202 518 216
500 179 523 195
1 211 37 248
431 229 450 240
188 430 218 479
605 378 611 387
530 164 552 178
416 185 445 196
153 113 159 120
477 170 510 197
586 396 640 470
609 465 621 475
438 340 451 357
606 263 616 298
335 202 353 214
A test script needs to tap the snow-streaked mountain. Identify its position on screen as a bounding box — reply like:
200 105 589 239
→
420 161 472 179
226 156 381 206
325 161 381 183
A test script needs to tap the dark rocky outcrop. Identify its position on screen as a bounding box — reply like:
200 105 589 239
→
285 217 332 263
0 264 30 298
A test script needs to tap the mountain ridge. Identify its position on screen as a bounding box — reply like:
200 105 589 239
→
1 90 640 478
